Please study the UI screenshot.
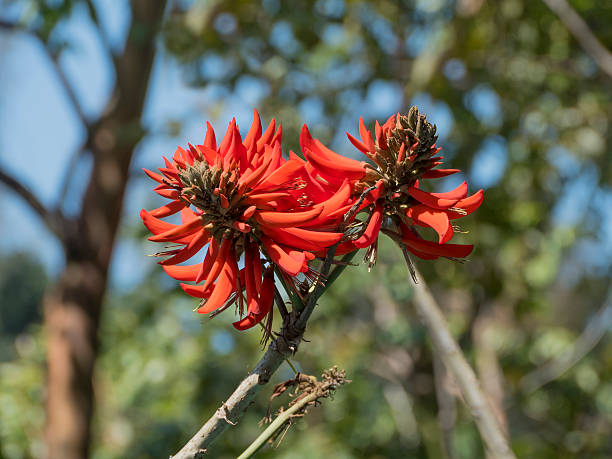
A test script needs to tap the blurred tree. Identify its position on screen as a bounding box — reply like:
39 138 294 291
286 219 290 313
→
1 1 167 458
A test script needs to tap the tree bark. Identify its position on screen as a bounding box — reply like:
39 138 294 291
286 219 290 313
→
43 2 167 457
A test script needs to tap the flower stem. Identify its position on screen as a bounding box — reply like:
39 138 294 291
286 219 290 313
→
171 245 342 458
325 250 360 289
236 392 319 459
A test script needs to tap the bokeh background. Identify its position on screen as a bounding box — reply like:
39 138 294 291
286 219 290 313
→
1 0 612 457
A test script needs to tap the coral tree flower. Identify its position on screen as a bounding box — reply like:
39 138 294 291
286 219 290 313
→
141 110 348 330
301 106 483 264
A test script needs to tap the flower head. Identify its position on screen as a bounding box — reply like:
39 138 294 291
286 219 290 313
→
301 106 483 265
141 110 348 329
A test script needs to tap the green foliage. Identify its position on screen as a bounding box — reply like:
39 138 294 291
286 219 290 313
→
0 253 46 355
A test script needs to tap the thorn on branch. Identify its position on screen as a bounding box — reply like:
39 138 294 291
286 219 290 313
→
216 405 237 426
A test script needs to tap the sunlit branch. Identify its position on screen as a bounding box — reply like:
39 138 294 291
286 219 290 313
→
404 250 516 459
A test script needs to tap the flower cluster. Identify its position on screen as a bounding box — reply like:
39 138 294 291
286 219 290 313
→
302 106 483 267
141 107 483 330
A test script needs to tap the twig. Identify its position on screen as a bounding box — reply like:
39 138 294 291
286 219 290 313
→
293 242 338 331
238 367 349 458
432 352 457 459
542 0 612 79
325 250 360 289
238 391 318 458
0 167 66 240
84 0 113 54
403 249 515 459
520 294 612 393
273 286 290 322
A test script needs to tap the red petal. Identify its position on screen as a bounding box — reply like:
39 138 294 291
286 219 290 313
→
162 264 201 281
149 200 187 218
261 235 305 276
408 186 459 210
401 228 473 258
198 255 238 314
141 209 174 235
446 189 484 219
406 206 453 244
358 117 376 152
243 192 291 206
281 227 343 247
354 202 383 248
301 125 365 179
256 118 276 151
254 206 322 228
204 121 217 150
238 154 274 192
200 237 232 291
148 215 202 242
232 271 274 330
243 109 262 151
347 132 370 154
431 181 468 200
159 228 210 265
244 242 260 313
196 238 219 283
218 118 236 156
302 180 351 226
253 158 303 190
154 186 180 200
422 168 460 179
180 282 215 299
143 168 165 183
261 227 320 251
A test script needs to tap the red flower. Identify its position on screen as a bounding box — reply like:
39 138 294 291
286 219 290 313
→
302 107 483 263
141 110 349 329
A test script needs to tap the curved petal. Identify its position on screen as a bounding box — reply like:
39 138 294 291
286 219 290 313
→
354 202 383 248
261 235 305 276
406 206 453 244
422 168 460 179
401 228 473 258
407 186 459 210
232 271 274 330
149 199 187 218
197 256 237 314
159 228 210 265
162 264 201 282
255 206 322 228
200 237 232 291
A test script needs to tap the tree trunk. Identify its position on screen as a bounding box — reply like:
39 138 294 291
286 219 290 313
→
44 2 167 457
